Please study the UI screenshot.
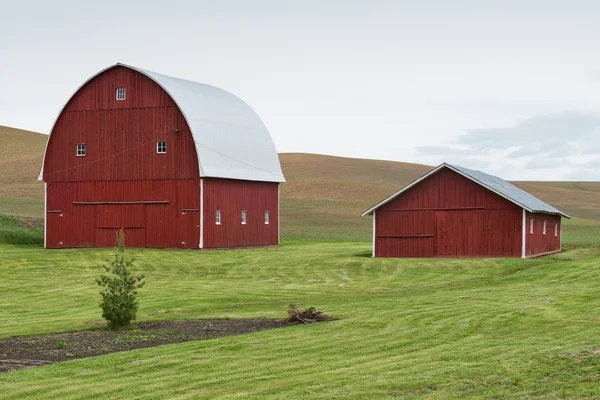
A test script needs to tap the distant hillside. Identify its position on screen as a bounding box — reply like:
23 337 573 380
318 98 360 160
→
0 126 599 241
0 126 45 218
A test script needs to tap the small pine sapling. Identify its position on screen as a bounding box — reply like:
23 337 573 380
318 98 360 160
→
96 229 145 330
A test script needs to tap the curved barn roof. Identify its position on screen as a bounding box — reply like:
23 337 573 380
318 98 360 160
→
362 163 570 218
39 63 285 183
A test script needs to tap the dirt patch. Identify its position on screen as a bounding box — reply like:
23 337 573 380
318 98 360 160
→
0 319 302 373
16 216 44 230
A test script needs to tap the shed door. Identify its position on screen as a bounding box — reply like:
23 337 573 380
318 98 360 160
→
181 208 199 249
95 205 146 248
376 210 434 257
46 211 63 249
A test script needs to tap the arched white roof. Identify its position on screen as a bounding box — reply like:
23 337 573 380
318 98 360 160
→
39 63 285 183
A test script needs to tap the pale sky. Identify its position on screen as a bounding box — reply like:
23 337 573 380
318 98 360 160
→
1 0 599 180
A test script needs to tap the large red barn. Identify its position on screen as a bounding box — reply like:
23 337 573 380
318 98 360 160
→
362 164 569 258
39 63 285 249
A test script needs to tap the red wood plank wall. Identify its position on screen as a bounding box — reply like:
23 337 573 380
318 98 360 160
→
43 66 201 249
46 180 199 249
375 168 523 257
202 179 279 248
525 212 561 257
43 66 199 183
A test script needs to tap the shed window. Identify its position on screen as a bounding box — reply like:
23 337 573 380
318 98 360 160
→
555 223 559 237
530 219 534 234
215 210 221 225
543 221 547 235
241 211 247 225
116 87 126 100
76 143 86 157
157 141 167 154
264 211 269 224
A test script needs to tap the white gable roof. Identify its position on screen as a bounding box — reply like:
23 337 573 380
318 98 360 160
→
362 163 570 218
39 63 285 183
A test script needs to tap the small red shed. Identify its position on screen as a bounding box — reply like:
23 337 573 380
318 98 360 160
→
39 63 285 249
362 164 569 258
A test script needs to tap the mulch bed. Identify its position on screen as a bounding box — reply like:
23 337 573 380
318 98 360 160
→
0 319 301 373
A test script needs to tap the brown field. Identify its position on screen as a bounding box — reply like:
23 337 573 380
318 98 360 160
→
1 125 599 240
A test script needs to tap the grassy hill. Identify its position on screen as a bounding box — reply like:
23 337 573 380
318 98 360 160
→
0 126 45 218
1 125 599 241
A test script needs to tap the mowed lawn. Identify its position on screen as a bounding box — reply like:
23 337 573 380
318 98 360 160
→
1 229 600 398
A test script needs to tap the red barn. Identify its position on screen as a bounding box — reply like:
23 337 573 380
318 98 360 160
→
362 164 569 258
39 63 285 249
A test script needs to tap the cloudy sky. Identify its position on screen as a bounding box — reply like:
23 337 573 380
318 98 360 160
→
1 0 599 180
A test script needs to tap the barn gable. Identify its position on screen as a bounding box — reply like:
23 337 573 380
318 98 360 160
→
39 63 285 183
363 163 569 218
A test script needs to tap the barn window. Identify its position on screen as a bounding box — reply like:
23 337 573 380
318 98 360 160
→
241 211 247 225
215 210 221 225
264 211 269 224
76 143 86 156
555 223 559 237
157 141 167 154
543 221 547 235
530 219 534 234
116 88 126 100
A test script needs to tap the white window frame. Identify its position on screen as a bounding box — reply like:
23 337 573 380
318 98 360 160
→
116 87 126 100
157 141 167 154
543 221 547 235
215 210 221 225
76 143 86 157
555 223 559 237
264 211 269 225
530 218 534 234
241 211 247 225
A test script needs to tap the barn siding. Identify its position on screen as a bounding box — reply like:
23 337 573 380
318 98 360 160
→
202 179 279 248
42 66 199 183
46 179 199 249
525 212 561 257
375 169 523 258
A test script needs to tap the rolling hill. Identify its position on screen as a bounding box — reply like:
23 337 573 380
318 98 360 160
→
1 125 599 241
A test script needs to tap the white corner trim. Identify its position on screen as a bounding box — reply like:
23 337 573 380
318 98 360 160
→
372 210 376 257
521 209 526 259
199 179 204 249
44 182 47 249
278 183 281 245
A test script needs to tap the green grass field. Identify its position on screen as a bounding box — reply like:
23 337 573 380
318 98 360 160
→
1 216 600 399
1 126 600 398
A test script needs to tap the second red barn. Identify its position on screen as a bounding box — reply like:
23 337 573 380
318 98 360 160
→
40 63 285 249
363 164 569 258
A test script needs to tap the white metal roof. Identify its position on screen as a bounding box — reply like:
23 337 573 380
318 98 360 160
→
39 63 285 183
362 163 570 218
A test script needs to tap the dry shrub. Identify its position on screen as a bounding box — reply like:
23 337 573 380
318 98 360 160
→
286 304 328 324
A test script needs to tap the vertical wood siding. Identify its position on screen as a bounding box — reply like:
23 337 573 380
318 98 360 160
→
375 168 523 258
43 66 201 248
46 180 199 249
525 212 561 257
202 179 279 248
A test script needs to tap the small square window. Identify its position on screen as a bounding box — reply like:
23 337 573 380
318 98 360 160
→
264 211 269 225
543 221 547 235
555 223 559 237
157 141 167 154
215 210 221 225
116 88 126 100
77 143 86 156
530 219 534 234
241 211 247 225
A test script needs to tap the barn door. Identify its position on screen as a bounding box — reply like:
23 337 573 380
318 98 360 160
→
95 204 146 248
181 208 199 249
46 211 63 248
